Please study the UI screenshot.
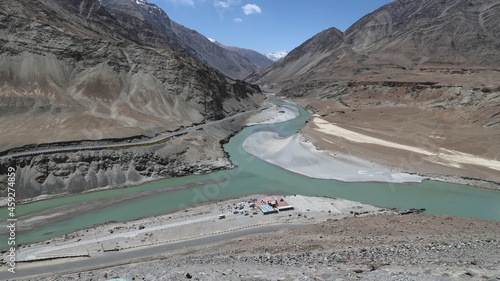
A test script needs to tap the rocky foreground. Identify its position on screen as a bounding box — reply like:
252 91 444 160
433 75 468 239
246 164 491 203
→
34 214 500 281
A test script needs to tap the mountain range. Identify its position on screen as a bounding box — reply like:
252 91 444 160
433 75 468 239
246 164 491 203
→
251 0 500 92
1 0 499 197
264 50 289 62
99 0 267 80
250 0 500 130
0 0 268 198
249 0 500 183
0 0 265 152
207 38 274 69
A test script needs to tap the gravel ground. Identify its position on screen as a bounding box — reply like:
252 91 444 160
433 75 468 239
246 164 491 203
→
26 214 500 281
12 195 391 262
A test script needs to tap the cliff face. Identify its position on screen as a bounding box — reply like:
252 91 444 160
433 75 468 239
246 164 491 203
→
0 0 263 199
345 0 500 67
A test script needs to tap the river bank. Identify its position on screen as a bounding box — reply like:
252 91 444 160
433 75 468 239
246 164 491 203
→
4 194 394 263
294 95 500 191
8 201 499 280
243 96 422 183
243 131 425 183
0 179 226 236
242 96 500 191
0 106 264 207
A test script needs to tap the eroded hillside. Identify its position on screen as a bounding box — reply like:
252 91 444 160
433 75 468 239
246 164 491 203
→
0 0 263 199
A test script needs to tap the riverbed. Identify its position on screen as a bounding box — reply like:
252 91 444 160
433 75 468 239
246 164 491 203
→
1 97 499 248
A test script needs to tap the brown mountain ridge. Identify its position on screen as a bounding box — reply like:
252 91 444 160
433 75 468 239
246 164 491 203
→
0 0 262 152
249 0 500 184
0 0 264 198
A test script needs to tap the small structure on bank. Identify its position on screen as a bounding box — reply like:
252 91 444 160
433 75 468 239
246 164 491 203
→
255 196 294 215
258 204 278 215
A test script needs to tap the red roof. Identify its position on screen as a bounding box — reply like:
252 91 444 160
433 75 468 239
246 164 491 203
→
260 196 290 208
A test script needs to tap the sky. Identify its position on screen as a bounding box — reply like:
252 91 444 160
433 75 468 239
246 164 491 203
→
149 0 394 54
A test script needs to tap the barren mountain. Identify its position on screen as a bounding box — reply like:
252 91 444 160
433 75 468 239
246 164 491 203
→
0 0 262 152
249 0 500 183
0 0 263 198
206 38 274 69
252 0 500 88
100 0 260 79
223 45 274 69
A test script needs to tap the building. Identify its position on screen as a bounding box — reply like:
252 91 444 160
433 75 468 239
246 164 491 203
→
257 196 294 214
258 204 278 215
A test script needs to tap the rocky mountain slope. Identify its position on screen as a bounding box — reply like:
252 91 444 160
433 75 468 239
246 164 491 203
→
207 38 274 69
0 0 262 151
249 0 500 183
223 46 274 69
251 0 500 89
0 0 263 198
100 0 260 79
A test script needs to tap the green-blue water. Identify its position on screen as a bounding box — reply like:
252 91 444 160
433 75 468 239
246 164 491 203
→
1 97 499 248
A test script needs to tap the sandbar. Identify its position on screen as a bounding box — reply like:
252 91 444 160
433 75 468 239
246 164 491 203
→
245 99 299 126
242 131 425 183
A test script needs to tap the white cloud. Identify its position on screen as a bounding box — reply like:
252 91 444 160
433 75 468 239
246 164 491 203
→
213 0 241 20
234 17 243 23
242 4 261 15
215 1 229 8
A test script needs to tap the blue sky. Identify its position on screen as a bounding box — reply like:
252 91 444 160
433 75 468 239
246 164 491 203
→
149 0 394 54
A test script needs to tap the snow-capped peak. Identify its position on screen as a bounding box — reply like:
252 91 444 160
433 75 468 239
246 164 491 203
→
132 0 163 14
264 50 289 62
207 38 217 43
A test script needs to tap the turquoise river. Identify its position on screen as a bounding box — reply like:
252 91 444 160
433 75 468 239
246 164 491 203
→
1 98 499 248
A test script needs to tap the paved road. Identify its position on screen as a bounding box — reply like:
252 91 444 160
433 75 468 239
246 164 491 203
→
0 110 260 160
17 211 231 261
0 223 304 280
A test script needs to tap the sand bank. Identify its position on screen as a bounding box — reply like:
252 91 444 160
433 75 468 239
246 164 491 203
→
243 99 425 183
242 131 425 183
245 99 299 126
311 117 500 172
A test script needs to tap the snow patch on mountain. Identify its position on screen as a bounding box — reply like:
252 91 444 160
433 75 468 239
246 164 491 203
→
133 0 162 13
265 50 289 62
